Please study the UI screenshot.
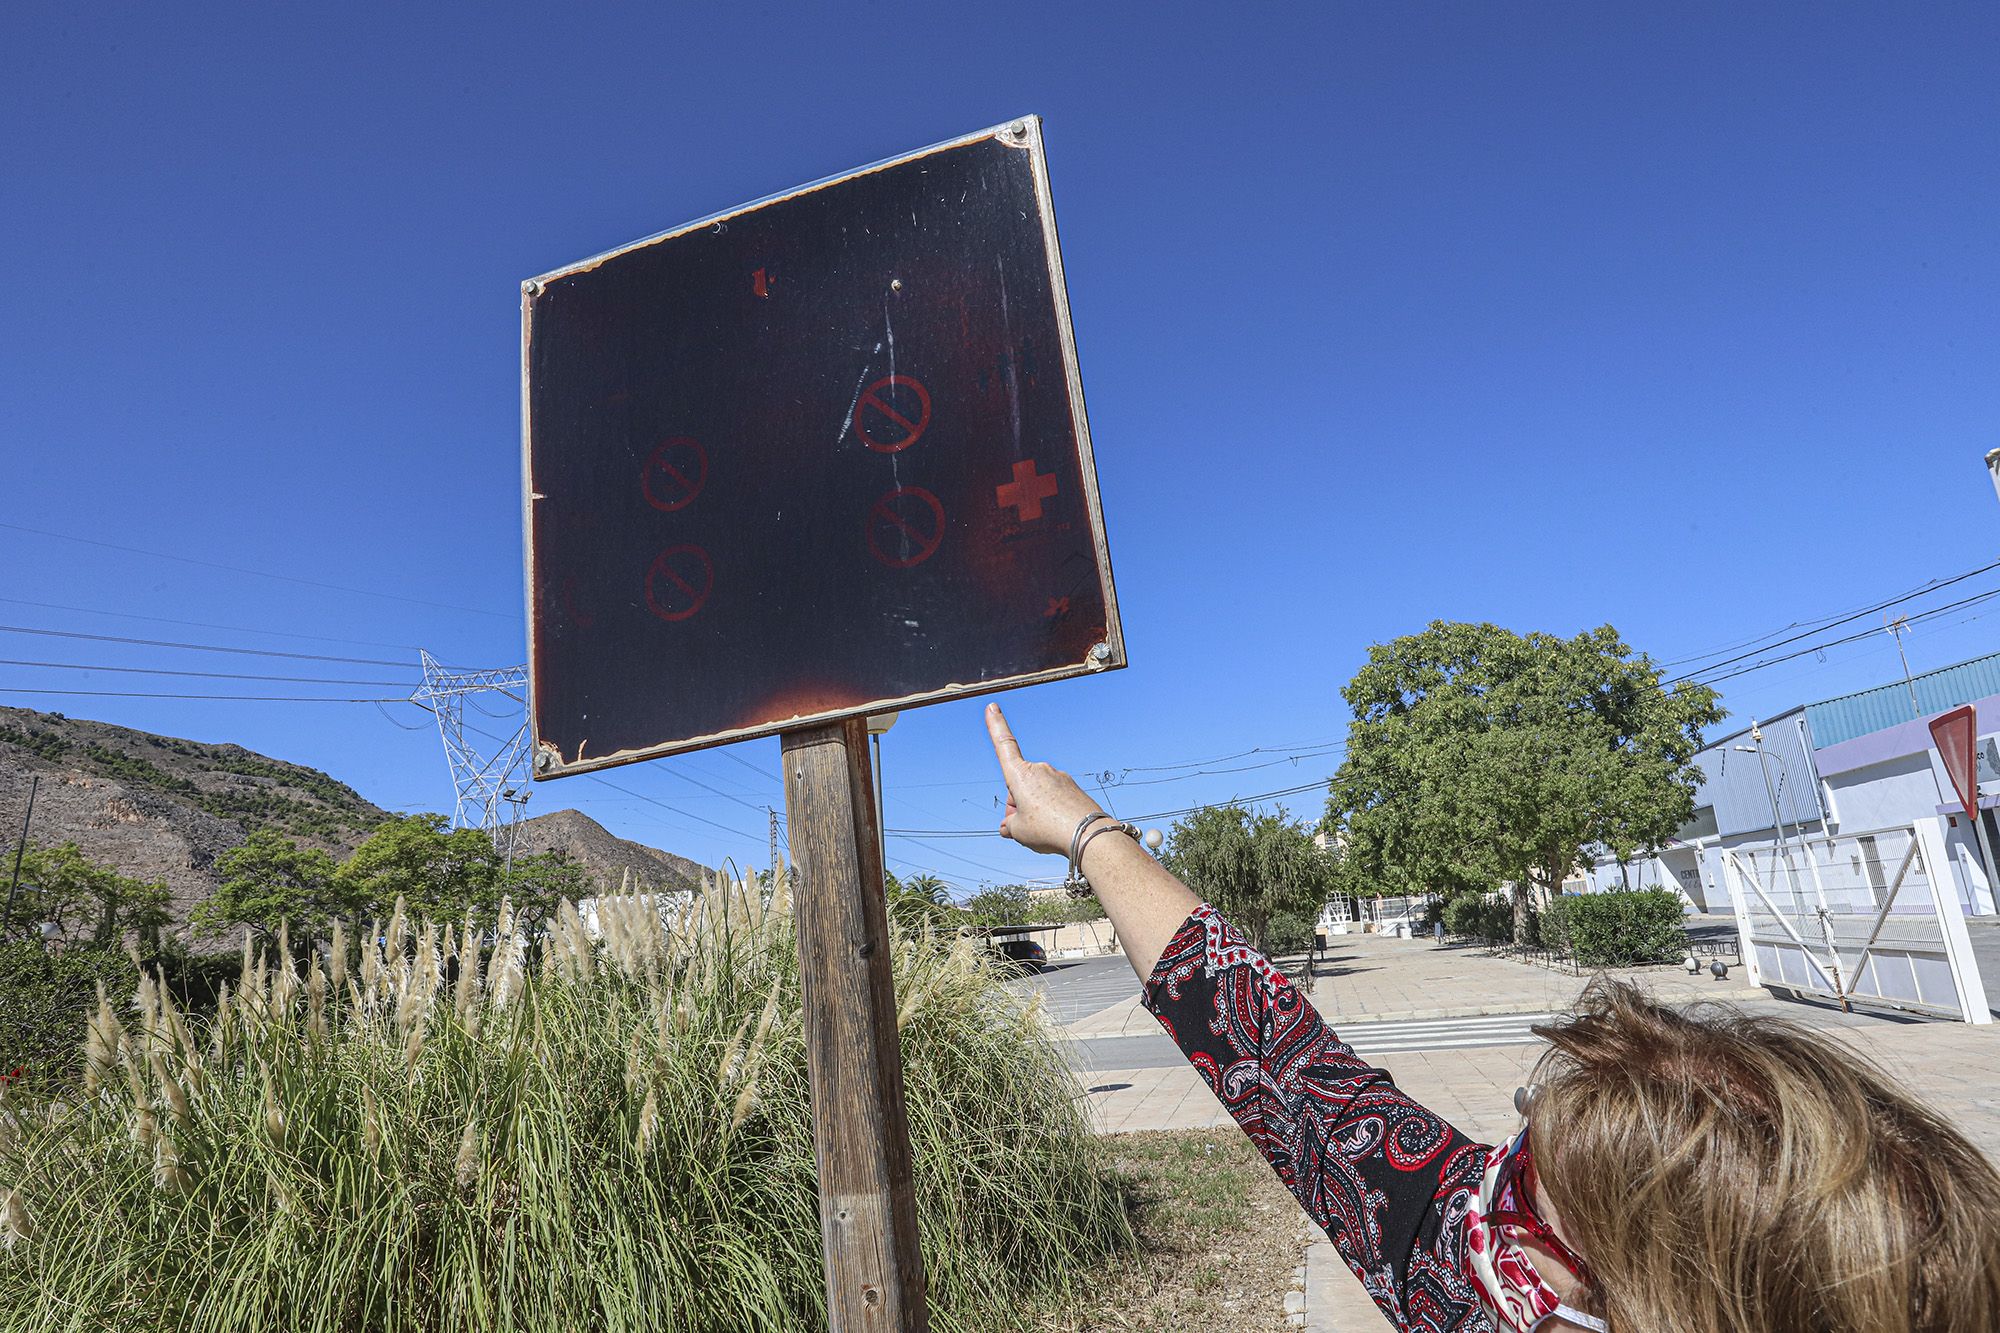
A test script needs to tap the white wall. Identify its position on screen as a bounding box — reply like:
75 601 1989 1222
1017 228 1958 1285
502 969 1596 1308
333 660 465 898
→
1823 752 1939 833
1579 847 1711 910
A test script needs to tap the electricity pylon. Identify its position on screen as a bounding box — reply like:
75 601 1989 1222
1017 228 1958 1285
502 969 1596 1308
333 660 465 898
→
411 652 531 833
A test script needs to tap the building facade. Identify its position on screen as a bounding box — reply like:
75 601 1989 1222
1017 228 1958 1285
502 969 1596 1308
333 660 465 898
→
1581 650 2000 920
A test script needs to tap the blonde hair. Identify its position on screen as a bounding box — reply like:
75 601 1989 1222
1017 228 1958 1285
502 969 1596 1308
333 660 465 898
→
1528 983 2000 1333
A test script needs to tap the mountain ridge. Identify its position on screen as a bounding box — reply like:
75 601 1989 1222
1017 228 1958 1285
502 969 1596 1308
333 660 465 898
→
0 705 706 935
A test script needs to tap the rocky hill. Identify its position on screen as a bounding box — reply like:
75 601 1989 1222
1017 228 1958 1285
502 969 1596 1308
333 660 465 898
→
0 706 707 932
509 807 707 895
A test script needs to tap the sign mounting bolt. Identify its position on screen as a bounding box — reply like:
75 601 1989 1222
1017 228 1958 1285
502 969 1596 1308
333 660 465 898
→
522 279 543 298
1089 642 1111 664
1009 120 1028 139
534 750 554 772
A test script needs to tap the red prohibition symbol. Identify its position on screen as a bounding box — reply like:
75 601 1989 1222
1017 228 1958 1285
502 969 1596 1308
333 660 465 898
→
642 437 708 512
866 486 946 569
645 544 714 622
852 375 931 453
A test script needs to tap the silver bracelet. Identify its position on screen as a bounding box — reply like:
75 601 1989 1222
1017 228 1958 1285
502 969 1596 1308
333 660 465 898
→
1069 819 1141 898
1064 812 1115 895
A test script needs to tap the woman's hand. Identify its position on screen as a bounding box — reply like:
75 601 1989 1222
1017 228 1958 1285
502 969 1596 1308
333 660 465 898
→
983 703 1104 857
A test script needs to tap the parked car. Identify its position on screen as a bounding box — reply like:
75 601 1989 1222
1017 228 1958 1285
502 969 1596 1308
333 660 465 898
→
987 934 1048 974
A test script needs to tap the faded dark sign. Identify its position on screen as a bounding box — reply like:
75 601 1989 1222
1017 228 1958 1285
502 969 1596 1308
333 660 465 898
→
523 117 1123 776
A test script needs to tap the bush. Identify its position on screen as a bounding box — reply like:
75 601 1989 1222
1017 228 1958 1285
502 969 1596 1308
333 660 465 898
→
155 944 248 1013
1541 889 1686 967
0 883 1133 1331
1441 894 1514 943
1264 910 1316 955
0 943 137 1092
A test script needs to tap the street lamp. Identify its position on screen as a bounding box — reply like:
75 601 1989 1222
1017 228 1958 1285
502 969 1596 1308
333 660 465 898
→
1984 448 2000 508
1733 725 1846 1006
1720 732 1816 908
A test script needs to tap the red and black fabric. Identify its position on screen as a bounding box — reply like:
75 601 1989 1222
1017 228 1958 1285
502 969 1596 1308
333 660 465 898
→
1141 904 1495 1332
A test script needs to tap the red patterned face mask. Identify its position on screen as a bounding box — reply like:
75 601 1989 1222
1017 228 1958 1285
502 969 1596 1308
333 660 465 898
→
1460 1090 1606 1332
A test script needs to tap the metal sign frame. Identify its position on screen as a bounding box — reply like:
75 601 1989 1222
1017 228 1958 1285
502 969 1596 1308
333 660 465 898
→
519 116 1123 778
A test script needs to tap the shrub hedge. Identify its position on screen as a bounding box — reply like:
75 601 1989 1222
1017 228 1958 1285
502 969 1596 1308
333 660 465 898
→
0 942 137 1090
1441 895 1514 943
1540 889 1686 967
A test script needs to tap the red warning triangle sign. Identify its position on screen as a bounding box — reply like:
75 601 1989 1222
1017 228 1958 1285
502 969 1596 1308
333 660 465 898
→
1929 704 1981 822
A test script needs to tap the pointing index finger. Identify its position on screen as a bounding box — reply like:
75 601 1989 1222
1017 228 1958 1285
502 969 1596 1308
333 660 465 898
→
985 702 1027 779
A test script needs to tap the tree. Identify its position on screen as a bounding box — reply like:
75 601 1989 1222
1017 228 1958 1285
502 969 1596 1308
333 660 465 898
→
959 883 1032 928
193 829 345 945
901 873 949 905
500 851 593 937
1327 621 1723 937
333 815 503 928
1161 805 1331 954
4 843 172 951
886 872 955 931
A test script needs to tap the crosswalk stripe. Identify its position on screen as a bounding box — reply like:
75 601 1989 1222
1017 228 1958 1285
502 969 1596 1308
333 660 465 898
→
1334 1013 1557 1036
1348 1034 1546 1054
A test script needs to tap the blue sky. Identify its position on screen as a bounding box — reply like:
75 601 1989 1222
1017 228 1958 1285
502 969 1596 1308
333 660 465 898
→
5 4 1998 892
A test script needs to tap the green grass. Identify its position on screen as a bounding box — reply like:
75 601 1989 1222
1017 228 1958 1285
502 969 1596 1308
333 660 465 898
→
0 877 1133 1332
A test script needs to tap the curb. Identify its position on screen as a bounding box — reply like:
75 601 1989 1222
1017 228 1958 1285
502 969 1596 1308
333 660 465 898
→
1306 1000 1563 1025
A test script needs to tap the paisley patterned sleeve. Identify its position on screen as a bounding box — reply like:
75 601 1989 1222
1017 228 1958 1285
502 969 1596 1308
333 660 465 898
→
1141 904 1493 1333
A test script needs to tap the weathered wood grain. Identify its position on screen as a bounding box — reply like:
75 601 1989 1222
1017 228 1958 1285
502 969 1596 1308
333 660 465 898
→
783 718 929 1331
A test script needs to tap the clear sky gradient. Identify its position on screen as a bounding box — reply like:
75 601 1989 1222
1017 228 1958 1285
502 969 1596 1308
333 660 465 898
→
6 4 1998 891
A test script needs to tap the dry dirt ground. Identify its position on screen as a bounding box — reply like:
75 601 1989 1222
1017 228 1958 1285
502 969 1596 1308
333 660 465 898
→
1039 1128 1305 1332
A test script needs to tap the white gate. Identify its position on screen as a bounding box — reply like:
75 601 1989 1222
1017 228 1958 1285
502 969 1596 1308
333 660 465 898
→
1718 818 1991 1024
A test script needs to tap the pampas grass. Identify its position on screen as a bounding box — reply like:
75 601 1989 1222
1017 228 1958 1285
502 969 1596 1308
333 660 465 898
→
0 871 1130 1332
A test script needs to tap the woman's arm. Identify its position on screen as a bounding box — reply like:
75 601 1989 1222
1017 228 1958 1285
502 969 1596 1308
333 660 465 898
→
983 704 1490 1332
982 704 1196 978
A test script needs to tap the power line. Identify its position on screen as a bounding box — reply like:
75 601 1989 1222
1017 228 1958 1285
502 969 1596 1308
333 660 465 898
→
1109 745 1348 787
1668 557 2000 683
0 656 416 687
1119 737 1345 774
884 777 1333 838
885 832 1029 880
1691 586 2000 687
0 595 425 653
453 716 767 846
0 687 404 702
580 770 770 844
0 521 512 621
0 621 417 669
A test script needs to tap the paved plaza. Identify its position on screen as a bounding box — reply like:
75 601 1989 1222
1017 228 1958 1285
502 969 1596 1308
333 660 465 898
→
1040 927 2000 1331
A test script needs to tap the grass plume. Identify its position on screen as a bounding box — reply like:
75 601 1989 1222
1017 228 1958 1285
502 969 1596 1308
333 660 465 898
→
0 873 1131 1332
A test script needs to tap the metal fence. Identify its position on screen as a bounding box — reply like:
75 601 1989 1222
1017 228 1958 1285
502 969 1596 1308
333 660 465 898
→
1718 819 1991 1024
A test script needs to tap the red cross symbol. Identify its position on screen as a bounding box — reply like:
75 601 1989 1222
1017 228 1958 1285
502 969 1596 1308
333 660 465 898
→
996 459 1058 522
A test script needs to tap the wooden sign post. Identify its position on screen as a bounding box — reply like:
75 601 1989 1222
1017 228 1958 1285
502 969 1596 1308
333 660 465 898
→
783 720 928 1329
521 118 1124 1332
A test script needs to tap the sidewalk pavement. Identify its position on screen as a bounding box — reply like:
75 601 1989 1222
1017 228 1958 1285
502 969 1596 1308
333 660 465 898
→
1064 928 2000 1331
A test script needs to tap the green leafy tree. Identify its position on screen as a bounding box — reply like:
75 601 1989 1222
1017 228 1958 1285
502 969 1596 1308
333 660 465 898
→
193 829 346 944
4 843 171 951
334 814 503 928
1327 621 1723 937
960 883 1032 928
501 851 594 938
1161 805 1331 954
